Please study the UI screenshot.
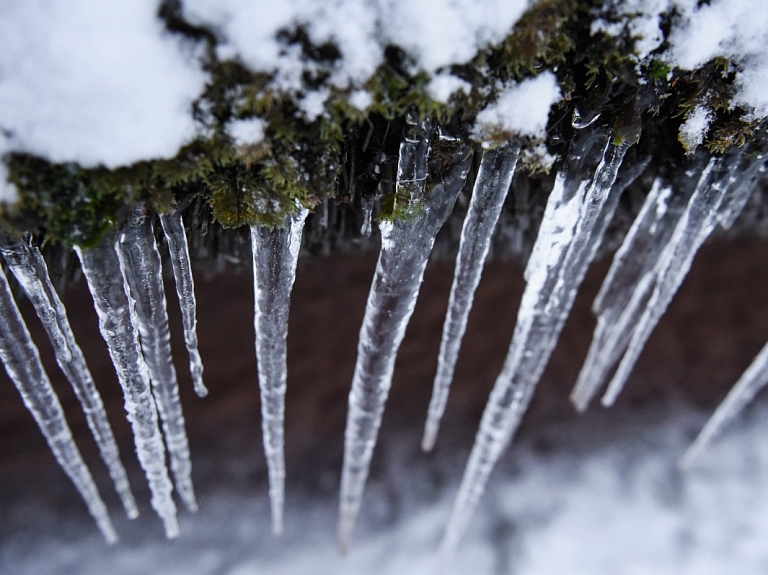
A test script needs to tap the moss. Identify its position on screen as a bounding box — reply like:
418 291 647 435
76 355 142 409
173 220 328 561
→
2 0 768 248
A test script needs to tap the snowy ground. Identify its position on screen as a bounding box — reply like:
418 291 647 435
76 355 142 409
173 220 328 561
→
2 238 768 574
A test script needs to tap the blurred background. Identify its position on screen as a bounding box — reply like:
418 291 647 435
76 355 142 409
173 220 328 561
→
2 235 768 574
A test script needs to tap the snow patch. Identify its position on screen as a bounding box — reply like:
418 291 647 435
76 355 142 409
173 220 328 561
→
228 118 267 147
0 164 19 205
427 74 471 104
678 106 712 153
473 73 561 141
0 0 207 168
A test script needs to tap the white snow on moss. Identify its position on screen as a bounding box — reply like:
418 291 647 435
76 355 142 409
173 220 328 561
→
0 0 207 168
185 0 530 91
427 74 471 104
299 89 330 122
349 90 373 112
678 106 713 154
0 163 19 205
666 0 768 118
473 72 561 142
227 118 267 147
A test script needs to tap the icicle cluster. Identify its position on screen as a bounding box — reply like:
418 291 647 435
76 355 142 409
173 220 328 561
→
3 120 767 561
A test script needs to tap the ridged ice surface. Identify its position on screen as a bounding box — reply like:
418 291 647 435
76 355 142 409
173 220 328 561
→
0 235 137 518
76 238 179 538
338 127 473 551
250 203 309 535
441 130 632 554
0 267 117 543
118 206 197 513
601 155 744 407
423 142 521 452
160 211 208 398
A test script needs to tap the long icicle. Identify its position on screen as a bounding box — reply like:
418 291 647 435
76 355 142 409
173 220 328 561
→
681 339 768 468
77 237 179 538
338 124 473 552
160 210 208 398
422 141 521 452
118 205 197 513
250 202 308 535
0 268 118 543
0 235 138 519
570 178 677 411
441 131 632 555
601 155 740 407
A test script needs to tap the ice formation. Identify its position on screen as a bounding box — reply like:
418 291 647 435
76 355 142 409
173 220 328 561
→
0 266 118 543
250 203 308 534
76 237 180 538
339 123 473 551
160 211 208 398
0 235 137 518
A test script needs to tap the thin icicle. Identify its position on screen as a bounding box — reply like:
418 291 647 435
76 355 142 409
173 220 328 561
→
118 205 197 513
77 238 179 538
159 211 208 398
681 338 768 468
716 153 765 230
360 196 375 238
338 128 472 552
250 202 308 535
0 235 138 519
422 141 521 452
441 131 632 554
602 155 739 407
0 268 118 543
571 178 676 410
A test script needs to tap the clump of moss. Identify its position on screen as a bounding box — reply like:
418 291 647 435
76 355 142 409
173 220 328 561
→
2 0 767 249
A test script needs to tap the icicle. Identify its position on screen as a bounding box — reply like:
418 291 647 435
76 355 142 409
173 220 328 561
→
159 211 208 398
422 141 521 452
0 268 118 543
716 153 765 230
571 178 678 410
681 339 768 468
360 196 374 238
602 155 739 407
250 202 309 535
338 125 472 552
76 238 179 538
118 205 197 513
441 131 632 554
0 235 138 519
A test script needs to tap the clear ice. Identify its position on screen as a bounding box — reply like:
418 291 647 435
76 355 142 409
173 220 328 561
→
0 235 138 518
441 130 633 554
601 154 743 407
422 141 521 452
250 203 309 535
0 266 118 543
160 211 208 398
338 123 472 551
681 339 768 468
77 238 180 538
118 205 197 513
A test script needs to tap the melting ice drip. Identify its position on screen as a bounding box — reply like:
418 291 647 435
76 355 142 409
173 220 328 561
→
2 125 766 557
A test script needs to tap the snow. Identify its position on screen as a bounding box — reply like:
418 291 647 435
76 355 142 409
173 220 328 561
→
0 164 19 204
227 118 267 147
0 0 206 168
473 73 561 142
299 90 330 122
427 74 472 104
679 106 712 154
349 90 373 111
